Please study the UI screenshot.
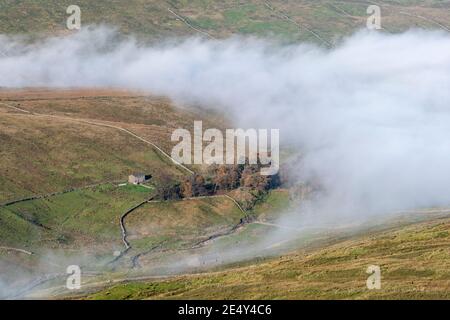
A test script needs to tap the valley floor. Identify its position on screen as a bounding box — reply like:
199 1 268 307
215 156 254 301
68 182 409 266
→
76 216 450 300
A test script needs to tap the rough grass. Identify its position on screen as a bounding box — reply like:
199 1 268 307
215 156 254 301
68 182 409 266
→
84 217 450 300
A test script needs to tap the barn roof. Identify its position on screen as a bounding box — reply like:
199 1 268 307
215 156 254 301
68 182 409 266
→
130 173 146 178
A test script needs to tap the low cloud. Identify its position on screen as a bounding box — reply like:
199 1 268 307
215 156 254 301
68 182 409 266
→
2 27 449 216
1 27 450 285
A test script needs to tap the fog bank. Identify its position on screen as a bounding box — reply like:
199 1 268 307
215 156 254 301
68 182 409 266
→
1 26 450 218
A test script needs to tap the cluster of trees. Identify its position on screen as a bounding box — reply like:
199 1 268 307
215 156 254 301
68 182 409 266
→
155 160 281 201
175 163 280 200
156 179 182 200
180 174 208 198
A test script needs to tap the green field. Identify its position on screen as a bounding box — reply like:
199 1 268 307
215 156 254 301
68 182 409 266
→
0 182 153 296
127 197 244 251
0 183 152 250
0 186 284 260
0 186 290 296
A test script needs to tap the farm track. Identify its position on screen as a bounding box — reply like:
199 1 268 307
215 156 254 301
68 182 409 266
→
0 101 194 175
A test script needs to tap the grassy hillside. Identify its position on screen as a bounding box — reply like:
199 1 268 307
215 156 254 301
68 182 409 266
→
127 197 245 252
0 111 178 202
0 185 254 256
0 188 289 297
0 88 226 155
0 182 152 295
0 88 253 290
0 88 290 274
83 216 450 300
0 89 224 202
0 183 152 250
1 1 450 44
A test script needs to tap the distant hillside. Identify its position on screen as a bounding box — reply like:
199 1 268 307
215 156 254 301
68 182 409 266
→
1 1 450 45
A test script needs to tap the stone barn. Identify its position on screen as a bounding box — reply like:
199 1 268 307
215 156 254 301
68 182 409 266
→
128 173 151 185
